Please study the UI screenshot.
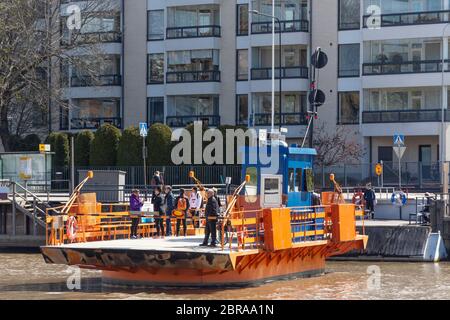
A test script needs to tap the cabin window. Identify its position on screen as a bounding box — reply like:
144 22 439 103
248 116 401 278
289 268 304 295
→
288 168 295 192
295 169 302 192
245 167 258 203
305 168 314 192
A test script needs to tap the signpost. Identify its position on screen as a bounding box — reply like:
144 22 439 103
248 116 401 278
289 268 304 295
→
393 134 406 188
39 144 51 193
375 163 383 187
139 123 148 193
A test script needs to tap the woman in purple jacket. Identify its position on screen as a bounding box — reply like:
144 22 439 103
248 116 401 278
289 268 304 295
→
130 189 143 239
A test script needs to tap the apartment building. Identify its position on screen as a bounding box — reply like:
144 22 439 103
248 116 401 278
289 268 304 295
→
54 0 450 167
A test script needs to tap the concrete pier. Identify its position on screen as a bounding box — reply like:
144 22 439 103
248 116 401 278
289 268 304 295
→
332 220 447 262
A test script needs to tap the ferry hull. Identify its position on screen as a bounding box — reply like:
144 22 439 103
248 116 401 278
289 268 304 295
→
41 236 366 287
101 253 326 287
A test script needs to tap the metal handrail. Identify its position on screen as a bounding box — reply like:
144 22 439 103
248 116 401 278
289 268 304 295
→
363 9 450 28
250 66 309 79
166 25 221 39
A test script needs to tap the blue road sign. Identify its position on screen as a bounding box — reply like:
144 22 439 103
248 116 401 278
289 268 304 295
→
393 134 405 147
139 123 148 137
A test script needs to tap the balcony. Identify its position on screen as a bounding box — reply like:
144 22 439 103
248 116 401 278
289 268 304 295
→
166 115 220 128
362 109 442 123
251 66 308 80
71 117 122 130
363 10 450 28
251 20 309 34
166 25 221 39
62 31 122 46
253 112 307 126
166 71 220 83
362 60 445 75
70 75 122 87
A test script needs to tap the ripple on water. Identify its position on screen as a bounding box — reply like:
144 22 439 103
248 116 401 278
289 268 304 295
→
1 254 450 300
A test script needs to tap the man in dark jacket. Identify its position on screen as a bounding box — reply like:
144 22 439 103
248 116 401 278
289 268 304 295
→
151 186 164 237
164 186 175 236
200 189 219 247
363 183 376 219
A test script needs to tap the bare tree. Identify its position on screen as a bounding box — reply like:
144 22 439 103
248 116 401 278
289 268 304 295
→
313 123 365 167
0 0 118 151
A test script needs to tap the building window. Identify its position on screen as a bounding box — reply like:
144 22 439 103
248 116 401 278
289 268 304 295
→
70 98 121 129
338 44 360 77
339 0 360 30
148 53 164 84
148 97 164 124
166 95 220 127
338 92 360 124
148 10 164 41
237 49 248 81
237 4 249 36
236 95 249 126
166 50 220 82
378 146 393 162
59 105 69 130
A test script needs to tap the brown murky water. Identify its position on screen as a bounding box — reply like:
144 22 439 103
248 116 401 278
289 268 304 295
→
0 253 449 300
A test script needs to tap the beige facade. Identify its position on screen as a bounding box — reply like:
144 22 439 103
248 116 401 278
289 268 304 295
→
56 0 450 166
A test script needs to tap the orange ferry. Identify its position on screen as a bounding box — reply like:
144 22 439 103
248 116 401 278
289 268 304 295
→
40 142 367 287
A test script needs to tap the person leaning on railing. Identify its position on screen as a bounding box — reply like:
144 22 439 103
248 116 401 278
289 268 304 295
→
130 189 143 239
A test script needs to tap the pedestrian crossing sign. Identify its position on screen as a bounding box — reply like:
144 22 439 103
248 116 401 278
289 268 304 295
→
393 134 405 147
139 123 148 137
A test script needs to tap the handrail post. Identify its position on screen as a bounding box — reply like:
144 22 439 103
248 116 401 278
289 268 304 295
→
12 183 16 237
33 197 37 236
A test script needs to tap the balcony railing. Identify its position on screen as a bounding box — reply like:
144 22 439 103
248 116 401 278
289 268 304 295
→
363 10 450 28
362 109 442 123
166 70 221 83
70 75 122 87
362 60 446 75
62 31 122 46
251 19 309 34
71 117 122 130
251 66 308 80
166 25 221 39
166 115 220 128
253 112 308 126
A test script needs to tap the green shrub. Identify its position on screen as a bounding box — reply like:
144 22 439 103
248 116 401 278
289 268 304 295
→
75 131 94 166
147 123 172 165
8 135 24 151
117 126 142 166
21 134 41 151
89 124 121 166
46 132 69 167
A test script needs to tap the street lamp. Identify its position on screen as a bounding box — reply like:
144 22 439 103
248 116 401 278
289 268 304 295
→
250 8 282 133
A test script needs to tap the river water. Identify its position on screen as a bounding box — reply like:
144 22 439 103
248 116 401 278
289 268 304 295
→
0 253 449 300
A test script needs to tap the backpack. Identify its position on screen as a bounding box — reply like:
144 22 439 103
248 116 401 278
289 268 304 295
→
177 197 187 210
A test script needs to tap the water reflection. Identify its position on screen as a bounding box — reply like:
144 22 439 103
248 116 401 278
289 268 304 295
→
1 254 449 300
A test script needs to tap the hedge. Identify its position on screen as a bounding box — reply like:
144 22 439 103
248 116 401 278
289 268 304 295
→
147 123 172 166
89 124 121 166
46 132 69 167
75 130 94 166
117 126 142 166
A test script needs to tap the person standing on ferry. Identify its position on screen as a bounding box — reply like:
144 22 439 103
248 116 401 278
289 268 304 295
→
152 186 164 237
129 189 143 239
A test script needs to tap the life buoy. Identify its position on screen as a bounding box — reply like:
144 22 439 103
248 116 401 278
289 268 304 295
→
238 227 249 244
352 191 364 205
172 210 185 218
66 216 78 242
